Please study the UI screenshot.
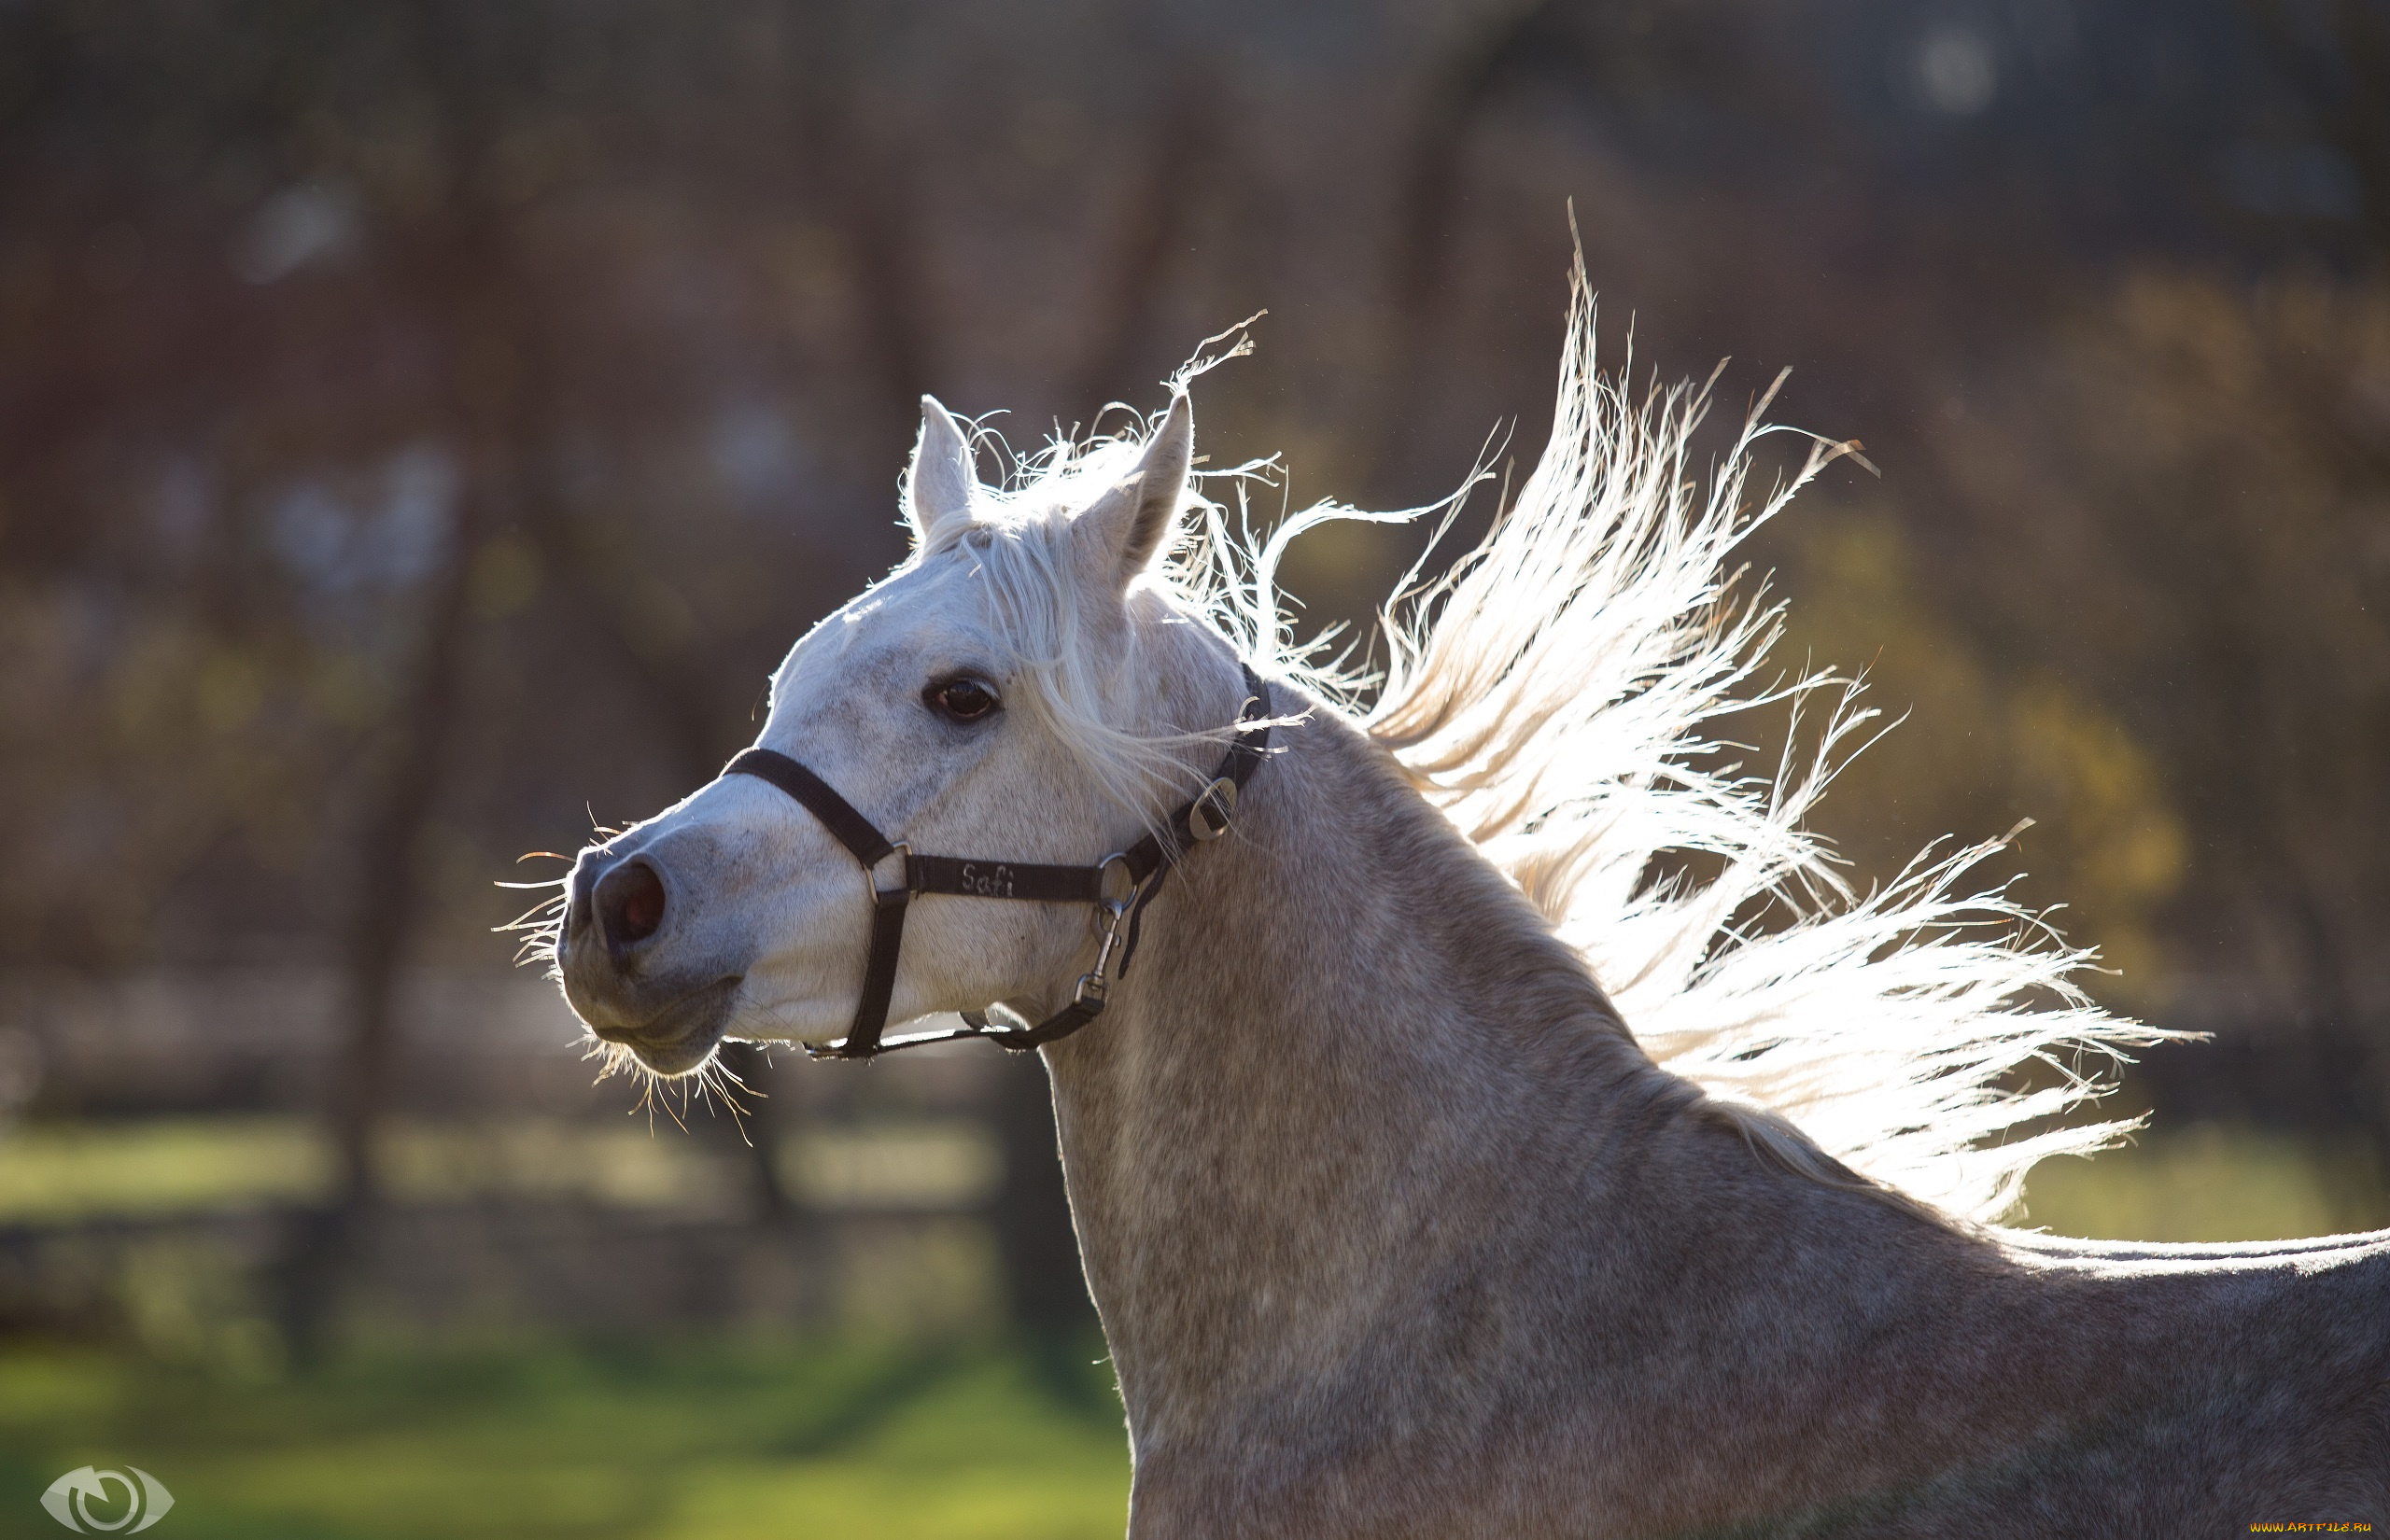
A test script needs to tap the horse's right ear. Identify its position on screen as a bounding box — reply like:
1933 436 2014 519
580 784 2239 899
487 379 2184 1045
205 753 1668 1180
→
905 397 977 550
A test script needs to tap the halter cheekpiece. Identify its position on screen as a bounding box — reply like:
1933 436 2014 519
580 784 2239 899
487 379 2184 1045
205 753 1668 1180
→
721 662 1273 1060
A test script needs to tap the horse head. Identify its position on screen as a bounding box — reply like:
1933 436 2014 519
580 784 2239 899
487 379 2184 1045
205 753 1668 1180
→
555 393 1242 1074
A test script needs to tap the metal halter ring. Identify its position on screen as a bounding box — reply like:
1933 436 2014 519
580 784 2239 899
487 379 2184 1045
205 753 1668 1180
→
1094 851 1138 920
864 841 911 908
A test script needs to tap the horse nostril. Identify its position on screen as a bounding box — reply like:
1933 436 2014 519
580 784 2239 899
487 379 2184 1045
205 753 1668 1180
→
597 860 668 952
568 853 603 935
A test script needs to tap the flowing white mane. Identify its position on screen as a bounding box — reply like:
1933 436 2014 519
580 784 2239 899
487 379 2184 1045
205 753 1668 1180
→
968 273 2172 1223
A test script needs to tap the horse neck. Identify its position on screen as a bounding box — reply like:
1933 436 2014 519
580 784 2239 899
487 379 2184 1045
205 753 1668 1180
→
1033 668 2307 1530
1042 680 1685 1435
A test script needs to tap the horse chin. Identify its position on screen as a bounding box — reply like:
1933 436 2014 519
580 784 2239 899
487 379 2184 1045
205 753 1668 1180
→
625 1021 729 1077
591 976 741 1077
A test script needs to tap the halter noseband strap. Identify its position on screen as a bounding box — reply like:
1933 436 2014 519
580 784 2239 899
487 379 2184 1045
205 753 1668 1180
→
722 662 1273 1060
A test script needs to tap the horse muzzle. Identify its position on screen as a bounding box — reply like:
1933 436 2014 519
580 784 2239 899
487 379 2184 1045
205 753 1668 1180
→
557 839 747 1075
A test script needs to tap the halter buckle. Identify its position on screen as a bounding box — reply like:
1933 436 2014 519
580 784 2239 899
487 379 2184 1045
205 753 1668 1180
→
1188 777 1238 841
865 842 912 908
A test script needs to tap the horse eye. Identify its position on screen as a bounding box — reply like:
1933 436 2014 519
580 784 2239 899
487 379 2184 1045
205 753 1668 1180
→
925 676 1001 722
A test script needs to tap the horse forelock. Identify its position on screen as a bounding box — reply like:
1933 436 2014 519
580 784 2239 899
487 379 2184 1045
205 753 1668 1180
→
912 421 1286 832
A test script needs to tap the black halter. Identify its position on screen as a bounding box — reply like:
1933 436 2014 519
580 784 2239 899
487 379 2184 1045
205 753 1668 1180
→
721 663 1273 1060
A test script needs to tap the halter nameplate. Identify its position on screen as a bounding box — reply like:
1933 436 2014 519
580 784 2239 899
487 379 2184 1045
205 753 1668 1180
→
721 662 1273 1060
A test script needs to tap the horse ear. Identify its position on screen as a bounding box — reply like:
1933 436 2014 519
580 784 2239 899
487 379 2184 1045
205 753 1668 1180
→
1082 392 1193 587
906 397 977 549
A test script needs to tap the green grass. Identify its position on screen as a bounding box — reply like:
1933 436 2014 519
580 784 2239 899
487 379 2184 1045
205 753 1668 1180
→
0 1335 1132 1539
2018 1123 2390 1241
0 1119 331 1223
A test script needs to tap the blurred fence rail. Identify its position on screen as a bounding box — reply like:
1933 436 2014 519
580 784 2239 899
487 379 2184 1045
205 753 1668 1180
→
0 967 1030 1350
0 965 993 1120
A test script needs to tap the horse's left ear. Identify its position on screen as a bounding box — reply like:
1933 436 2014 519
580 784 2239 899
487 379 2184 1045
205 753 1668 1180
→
1082 392 1193 588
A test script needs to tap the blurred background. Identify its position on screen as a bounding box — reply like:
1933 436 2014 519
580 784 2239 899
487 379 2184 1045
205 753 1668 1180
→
1 0 2386 1533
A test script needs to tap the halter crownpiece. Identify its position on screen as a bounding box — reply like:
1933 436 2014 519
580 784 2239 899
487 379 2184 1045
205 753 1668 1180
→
721 662 1274 1060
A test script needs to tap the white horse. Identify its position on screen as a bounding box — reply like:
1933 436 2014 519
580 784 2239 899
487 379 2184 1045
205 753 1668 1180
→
550 274 2390 1534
